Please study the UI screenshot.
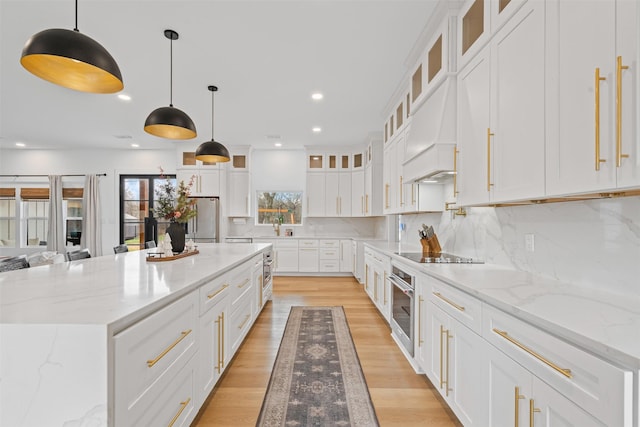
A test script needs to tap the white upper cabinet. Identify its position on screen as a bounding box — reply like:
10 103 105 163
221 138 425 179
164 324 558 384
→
457 0 545 206
545 0 639 196
227 171 250 217
306 172 325 217
351 170 365 217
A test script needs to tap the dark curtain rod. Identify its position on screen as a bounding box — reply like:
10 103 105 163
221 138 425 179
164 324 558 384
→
0 173 107 178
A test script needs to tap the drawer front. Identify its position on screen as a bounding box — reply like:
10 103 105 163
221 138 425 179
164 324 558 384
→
114 292 197 425
128 356 197 427
229 298 254 354
319 239 339 248
428 278 482 334
298 239 318 248
319 260 340 272
229 267 253 309
319 248 339 260
199 273 230 315
276 239 298 248
483 305 633 427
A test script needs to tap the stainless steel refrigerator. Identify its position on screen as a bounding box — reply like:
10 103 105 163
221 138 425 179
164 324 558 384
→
187 197 220 243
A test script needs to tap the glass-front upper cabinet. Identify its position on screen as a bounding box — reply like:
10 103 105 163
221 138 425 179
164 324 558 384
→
458 0 490 68
308 154 324 169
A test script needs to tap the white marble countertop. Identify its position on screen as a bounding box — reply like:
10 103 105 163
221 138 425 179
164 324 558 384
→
363 241 640 369
0 243 270 334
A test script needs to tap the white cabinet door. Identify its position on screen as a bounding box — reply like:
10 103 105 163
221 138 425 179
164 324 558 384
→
457 46 492 206
351 170 365 217
338 172 352 217
276 248 298 273
177 169 221 197
339 239 352 273
325 173 339 216
486 338 532 427
198 295 228 407
426 302 450 390
490 0 545 202
532 377 603 427
458 1 545 205
546 0 639 195
306 172 325 217
414 279 429 372
298 248 319 272
228 172 250 217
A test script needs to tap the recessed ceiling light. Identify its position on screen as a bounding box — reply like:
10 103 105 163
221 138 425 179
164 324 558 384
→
274 142 282 147
311 92 323 101
312 127 322 133
118 94 131 101
15 142 26 147
131 143 139 148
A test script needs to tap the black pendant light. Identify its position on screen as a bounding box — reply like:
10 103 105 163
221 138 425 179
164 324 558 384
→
20 0 123 94
195 85 230 163
144 29 197 140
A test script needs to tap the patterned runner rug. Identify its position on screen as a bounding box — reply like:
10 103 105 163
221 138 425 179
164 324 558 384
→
256 306 379 427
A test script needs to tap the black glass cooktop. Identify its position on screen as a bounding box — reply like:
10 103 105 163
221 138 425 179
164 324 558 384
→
396 252 483 264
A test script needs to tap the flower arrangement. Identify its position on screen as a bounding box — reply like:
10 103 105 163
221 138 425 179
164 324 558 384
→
152 169 197 223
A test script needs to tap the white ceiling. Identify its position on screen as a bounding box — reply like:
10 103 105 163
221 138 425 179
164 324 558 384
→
0 0 437 152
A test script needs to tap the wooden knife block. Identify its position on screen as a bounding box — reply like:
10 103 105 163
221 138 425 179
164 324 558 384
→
420 235 442 256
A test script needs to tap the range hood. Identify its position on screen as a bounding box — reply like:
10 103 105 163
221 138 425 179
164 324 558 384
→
402 76 457 183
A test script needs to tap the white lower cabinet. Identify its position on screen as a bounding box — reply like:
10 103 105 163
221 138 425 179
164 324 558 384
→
339 239 353 273
298 239 319 272
276 240 299 273
114 292 198 427
363 247 391 321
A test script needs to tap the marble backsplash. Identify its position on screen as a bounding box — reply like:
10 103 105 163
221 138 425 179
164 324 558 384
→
227 216 388 239
399 195 640 297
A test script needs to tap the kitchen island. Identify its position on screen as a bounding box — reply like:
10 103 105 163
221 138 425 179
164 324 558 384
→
0 243 271 427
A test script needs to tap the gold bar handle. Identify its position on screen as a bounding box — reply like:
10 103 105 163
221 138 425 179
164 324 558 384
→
384 272 388 305
385 184 390 208
433 292 465 312
365 264 369 290
616 56 630 167
365 194 369 214
439 325 445 389
168 397 191 427
238 314 251 330
220 312 225 369
259 274 263 308
595 68 607 171
445 329 452 397
207 283 229 299
493 329 572 378
215 315 222 373
147 329 192 368
373 272 378 301
487 128 494 191
418 296 424 346
529 399 540 427
237 278 250 289
400 175 404 206
453 146 459 196
411 183 416 205
515 386 525 427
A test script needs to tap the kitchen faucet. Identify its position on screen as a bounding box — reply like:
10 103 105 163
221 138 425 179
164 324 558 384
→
273 219 281 236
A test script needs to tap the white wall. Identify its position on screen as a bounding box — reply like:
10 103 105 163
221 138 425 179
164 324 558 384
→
0 148 176 256
398 188 640 297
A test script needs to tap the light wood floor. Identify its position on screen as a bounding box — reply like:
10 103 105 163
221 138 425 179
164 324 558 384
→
193 276 461 427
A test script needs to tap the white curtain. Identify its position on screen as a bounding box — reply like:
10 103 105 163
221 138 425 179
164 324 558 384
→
81 174 102 256
47 175 65 252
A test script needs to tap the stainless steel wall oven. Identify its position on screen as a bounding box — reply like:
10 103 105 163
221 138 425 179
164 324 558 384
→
388 263 415 356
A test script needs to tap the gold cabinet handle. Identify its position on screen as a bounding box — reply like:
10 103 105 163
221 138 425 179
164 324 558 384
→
399 175 404 206
238 314 251 330
515 386 525 427
411 183 416 205
365 194 369 214
365 264 369 290
373 271 378 301
487 128 494 191
493 329 572 378
418 296 424 346
383 272 388 305
207 283 229 299
445 329 452 397
595 68 607 170
259 274 263 308
220 312 225 369
433 292 465 312
453 146 459 196
384 183 390 208
147 329 192 368
237 278 250 289
529 399 540 427
168 397 191 427
616 56 630 167
215 314 223 373
439 325 446 389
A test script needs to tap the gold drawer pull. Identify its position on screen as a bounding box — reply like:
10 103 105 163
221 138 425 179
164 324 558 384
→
493 329 572 378
238 314 251 330
237 278 250 289
168 397 191 427
207 284 229 299
529 399 540 427
147 329 192 368
433 292 465 312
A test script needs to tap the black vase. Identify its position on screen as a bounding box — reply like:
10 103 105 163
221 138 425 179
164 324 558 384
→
167 221 186 253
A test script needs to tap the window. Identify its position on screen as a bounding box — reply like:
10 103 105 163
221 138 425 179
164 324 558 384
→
256 191 302 225
120 175 176 250
0 189 16 247
24 199 49 246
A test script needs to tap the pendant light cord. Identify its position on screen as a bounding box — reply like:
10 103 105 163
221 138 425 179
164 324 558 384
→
74 0 79 32
169 37 173 107
211 90 214 139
